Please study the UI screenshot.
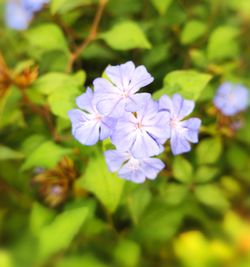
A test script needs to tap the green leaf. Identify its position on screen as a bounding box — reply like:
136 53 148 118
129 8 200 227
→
153 70 212 100
133 201 184 241
38 207 88 260
181 20 206 44
56 254 109 267
0 251 13 267
0 145 24 161
127 185 152 224
48 86 81 118
51 0 95 14
114 239 141 267
20 135 47 156
173 156 193 183
21 141 71 171
79 152 125 213
226 144 248 171
194 166 219 183
207 26 239 61
195 184 229 211
26 23 69 55
151 0 173 15
196 137 222 165
32 71 85 95
100 21 152 50
30 202 55 236
0 87 24 129
164 184 189 205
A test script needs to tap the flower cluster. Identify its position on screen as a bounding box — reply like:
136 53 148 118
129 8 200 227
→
69 61 201 183
5 0 49 30
214 82 249 116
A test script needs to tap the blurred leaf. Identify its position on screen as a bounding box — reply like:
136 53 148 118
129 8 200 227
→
226 144 248 170
0 145 24 160
196 137 222 165
153 70 212 100
26 23 69 55
173 156 193 183
195 184 229 211
151 0 173 15
127 185 152 224
30 202 55 236
0 250 13 267
79 152 125 213
38 207 88 260
181 20 206 44
114 239 141 267
174 231 211 267
100 21 152 50
207 26 239 61
56 254 109 267
223 211 250 240
195 166 219 183
21 141 71 170
229 0 250 17
237 113 250 144
0 87 24 129
133 200 183 241
189 49 208 68
20 135 47 156
32 71 85 95
51 0 95 14
142 44 170 68
164 184 189 205
48 86 80 118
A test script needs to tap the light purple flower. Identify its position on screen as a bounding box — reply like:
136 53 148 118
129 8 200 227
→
21 0 49 12
159 94 201 155
104 150 165 183
93 61 153 118
5 0 33 30
111 98 170 158
214 82 249 116
68 88 117 146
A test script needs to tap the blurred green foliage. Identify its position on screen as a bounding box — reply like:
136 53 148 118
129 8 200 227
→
0 0 250 266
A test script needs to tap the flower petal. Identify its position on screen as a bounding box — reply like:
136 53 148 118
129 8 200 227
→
76 87 94 113
100 117 117 140
68 109 100 145
118 159 146 183
68 109 87 127
170 130 191 155
181 118 201 143
104 150 130 172
172 94 195 119
129 65 154 94
97 97 126 118
73 120 100 146
125 93 151 112
106 61 135 89
159 94 174 113
143 111 171 142
141 158 165 179
111 115 137 151
131 130 162 158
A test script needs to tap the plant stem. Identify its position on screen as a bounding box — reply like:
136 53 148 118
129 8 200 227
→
66 0 108 72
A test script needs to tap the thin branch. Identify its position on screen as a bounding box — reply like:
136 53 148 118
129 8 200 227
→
0 179 32 208
20 89 61 141
66 0 108 72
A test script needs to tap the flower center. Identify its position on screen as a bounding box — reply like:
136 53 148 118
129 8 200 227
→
95 114 102 121
128 159 140 170
170 118 180 129
121 90 129 98
136 122 142 129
